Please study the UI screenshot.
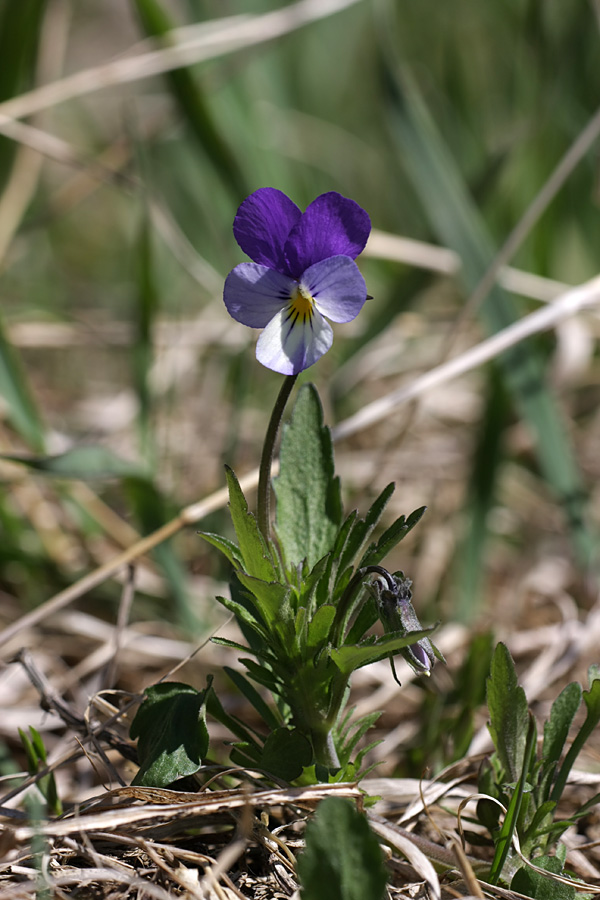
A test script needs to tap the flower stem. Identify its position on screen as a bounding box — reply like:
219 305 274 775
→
257 374 298 542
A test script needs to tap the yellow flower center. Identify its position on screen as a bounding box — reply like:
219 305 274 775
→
288 284 314 323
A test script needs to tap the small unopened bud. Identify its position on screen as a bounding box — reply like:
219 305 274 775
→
374 570 436 677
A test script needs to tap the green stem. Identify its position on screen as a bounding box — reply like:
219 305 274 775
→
257 374 298 542
311 727 340 769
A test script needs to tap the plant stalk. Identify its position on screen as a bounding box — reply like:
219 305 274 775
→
257 374 298 541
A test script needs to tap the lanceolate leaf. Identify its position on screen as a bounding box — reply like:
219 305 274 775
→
330 627 437 676
539 681 582 801
198 531 244 569
225 466 277 581
274 384 342 569
551 668 600 804
297 798 388 900
360 506 426 568
486 643 529 783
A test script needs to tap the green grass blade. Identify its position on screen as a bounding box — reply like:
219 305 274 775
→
454 370 509 620
0 0 46 192
131 0 248 200
488 712 537 885
133 197 159 465
0 318 45 452
382 62 594 567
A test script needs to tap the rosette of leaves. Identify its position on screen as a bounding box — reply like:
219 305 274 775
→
200 384 439 780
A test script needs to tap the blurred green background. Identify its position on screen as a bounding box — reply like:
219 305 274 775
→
1 0 599 637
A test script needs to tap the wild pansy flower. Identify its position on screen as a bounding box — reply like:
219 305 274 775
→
223 188 371 375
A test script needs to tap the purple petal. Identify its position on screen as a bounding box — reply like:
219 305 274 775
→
233 188 301 274
302 256 367 324
223 263 296 328
284 192 371 277
256 306 333 375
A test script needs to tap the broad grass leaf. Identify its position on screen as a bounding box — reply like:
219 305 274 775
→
2 447 146 479
274 384 342 569
261 728 312 781
130 681 210 787
297 797 387 900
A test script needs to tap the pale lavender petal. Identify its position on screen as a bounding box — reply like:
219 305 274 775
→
256 306 333 375
223 263 296 327
302 256 367 324
233 188 301 274
284 192 371 277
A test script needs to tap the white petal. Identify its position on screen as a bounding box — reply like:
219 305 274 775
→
256 306 333 375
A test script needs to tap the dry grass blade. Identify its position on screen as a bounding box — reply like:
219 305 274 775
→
368 813 442 899
0 0 362 124
365 229 569 302
2 270 598 650
333 272 600 440
4 784 362 844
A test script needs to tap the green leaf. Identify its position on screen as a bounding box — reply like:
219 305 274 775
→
359 506 426 568
344 596 379 646
338 484 396 575
130 681 211 787
225 466 277 581
18 726 63 816
198 531 244 569
539 682 582 802
274 384 342 569
551 668 600 804
330 627 437 676
210 637 251 654
486 642 529 783
297 798 387 900
239 658 282 694
488 712 537 885
206 689 262 751
511 855 577 899
0 318 45 452
235 573 293 634
261 728 312 781
307 606 336 652
223 666 281 733
522 800 558 849
2 446 147 480
213 594 267 639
